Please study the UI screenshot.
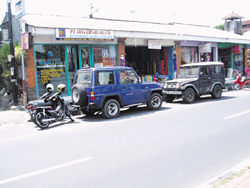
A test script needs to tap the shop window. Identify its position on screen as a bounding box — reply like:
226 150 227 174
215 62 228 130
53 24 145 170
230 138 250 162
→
96 71 114 85
233 53 243 75
181 47 198 64
35 45 67 97
93 45 116 67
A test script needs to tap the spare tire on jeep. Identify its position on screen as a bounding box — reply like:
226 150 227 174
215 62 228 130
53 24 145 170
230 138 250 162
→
71 84 87 105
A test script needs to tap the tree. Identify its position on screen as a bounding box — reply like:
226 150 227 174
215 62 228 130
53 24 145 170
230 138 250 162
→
0 42 25 97
214 24 225 31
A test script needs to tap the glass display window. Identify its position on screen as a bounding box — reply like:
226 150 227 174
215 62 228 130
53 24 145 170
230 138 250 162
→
233 53 244 76
35 45 67 97
93 45 117 67
181 47 198 64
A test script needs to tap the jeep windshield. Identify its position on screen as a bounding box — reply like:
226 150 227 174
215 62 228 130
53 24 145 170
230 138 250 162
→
75 71 91 86
178 66 199 78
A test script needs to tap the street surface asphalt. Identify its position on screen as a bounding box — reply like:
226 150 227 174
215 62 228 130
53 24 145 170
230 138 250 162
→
0 89 250 188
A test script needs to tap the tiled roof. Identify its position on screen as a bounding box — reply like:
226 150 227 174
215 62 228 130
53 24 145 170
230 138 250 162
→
243 27 250 33
243 20 250 26
223 11 244 20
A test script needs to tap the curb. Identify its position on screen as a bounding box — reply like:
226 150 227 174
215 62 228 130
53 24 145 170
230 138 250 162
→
196 159 250 188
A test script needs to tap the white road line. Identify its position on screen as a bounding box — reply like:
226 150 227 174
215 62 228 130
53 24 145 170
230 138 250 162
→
0 157 93 185
224 110 250 120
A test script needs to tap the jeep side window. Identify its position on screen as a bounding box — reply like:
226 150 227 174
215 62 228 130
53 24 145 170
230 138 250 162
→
200 66 210 76
76 71 91 86
211 66 222 75
96 71 114 86
119 70 138 84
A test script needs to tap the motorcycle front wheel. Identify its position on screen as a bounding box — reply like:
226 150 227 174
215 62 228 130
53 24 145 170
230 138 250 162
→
233 83 241 90
36 112 50 129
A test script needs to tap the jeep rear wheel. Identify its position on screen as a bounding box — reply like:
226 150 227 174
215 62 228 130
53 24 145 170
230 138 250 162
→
71 84 86 105
147 93 162 110
183 88 195 103
102 99 120 119
211 85 222 99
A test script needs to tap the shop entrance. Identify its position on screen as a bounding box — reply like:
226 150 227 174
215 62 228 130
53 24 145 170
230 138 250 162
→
218 48 231 77
125 47 169 78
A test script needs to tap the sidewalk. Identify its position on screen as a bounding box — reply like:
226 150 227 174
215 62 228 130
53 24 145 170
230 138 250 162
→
198 160 250 188
0 109 30 126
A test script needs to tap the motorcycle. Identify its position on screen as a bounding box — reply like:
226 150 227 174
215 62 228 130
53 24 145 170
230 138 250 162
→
35 84 74 129
27 84 53 125
233 74 250 90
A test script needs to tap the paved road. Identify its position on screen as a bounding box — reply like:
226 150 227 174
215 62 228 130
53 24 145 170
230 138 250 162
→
0 90 250 188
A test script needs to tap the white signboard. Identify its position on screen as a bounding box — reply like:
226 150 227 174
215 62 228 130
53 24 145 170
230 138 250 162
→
2 29 9 41
148 40 161 49
55 29 114 41
199 43 211 53
15 0 26 18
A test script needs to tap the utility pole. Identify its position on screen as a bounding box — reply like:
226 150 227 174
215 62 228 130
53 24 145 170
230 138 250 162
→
7 0 18 106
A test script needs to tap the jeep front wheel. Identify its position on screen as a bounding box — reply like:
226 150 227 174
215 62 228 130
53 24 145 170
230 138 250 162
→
147 93 162 110
183 88 195 103
211 85 222 99
102 99 120 119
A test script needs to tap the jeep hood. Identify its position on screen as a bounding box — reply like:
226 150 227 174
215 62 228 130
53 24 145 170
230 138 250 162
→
142 81 162 87
166 78 198 85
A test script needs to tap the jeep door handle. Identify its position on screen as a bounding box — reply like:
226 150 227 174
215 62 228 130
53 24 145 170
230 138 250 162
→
208 77 211 79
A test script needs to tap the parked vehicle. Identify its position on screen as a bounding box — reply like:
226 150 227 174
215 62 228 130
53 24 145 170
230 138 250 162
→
233 74 250 90
27 84 53 125
71 66 164 119
35 84 74 129
163 62 226 103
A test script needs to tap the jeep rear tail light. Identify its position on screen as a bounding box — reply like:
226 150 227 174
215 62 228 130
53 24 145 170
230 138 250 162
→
91 91 95 100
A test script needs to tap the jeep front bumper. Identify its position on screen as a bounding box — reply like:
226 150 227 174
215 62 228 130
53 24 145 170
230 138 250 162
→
163 90 182 95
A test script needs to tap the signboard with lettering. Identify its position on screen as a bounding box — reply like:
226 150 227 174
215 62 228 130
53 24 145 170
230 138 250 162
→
21 32 29 50
199 43 211 53
15 0 26 18
232 45 241 54
55 29 114 41
148 40 161 49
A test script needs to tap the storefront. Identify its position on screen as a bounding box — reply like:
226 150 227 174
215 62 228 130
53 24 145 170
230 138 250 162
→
124 38 176 80
218 43 246 78
33 29 118 98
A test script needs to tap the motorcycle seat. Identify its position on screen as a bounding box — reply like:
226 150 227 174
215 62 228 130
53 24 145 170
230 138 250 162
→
37 106 52 109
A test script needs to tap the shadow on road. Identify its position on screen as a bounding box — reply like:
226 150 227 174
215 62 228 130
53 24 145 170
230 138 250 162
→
74 106 171 123
171 95 236 105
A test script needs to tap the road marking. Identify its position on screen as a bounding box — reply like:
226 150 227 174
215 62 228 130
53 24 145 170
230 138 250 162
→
0 157 93 185
224 110 250 120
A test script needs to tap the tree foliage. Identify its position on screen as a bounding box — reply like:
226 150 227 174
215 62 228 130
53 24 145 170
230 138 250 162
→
0 42 25 94
214 24 225 31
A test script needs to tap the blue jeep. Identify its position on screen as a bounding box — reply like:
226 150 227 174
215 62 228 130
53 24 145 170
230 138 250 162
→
71 66 164 119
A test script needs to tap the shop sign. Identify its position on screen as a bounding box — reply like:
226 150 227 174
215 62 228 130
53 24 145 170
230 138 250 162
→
37 59 65 68
55 29 114 41
232 45 241 54
15 0 26 18
39 69 63 83
148 40 161 49
21 32 29 50
199 43 211 53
